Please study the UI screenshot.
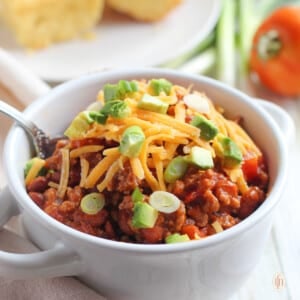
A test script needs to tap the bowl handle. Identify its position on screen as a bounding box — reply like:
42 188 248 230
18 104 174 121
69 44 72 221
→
256 99 295 146
0 49 51 106
0 186 83 279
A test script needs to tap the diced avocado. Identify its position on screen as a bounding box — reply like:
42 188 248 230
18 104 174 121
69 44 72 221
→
185 146 214 169
150 79 172 96
132 202 158 229
165 233 190 244
64 111 92 138
191 115 218 141
215 135 243 168
119 126 145 158
164 156 188 183
137 94 169 114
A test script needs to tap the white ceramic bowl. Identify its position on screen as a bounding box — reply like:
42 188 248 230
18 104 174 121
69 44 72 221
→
0 68 293 300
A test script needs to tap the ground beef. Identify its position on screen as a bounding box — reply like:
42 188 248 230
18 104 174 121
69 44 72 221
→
108 162 140 193
26 136 268 244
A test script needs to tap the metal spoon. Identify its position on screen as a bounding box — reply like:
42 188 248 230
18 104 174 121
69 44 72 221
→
0 100 50 159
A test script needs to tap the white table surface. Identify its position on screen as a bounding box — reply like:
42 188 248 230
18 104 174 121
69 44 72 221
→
0 77 299 300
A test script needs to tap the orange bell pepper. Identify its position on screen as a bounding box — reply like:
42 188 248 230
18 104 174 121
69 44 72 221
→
250 6 300 96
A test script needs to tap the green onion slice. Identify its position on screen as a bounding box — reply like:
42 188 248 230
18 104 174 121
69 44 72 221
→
80 193 105 215
149 191 181 214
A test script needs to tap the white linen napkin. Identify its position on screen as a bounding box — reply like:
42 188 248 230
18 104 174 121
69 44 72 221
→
0 228 107 300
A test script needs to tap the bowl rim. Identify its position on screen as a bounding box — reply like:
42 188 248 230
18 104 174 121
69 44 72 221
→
4 68 289 254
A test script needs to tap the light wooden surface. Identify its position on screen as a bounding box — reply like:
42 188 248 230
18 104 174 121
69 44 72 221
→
0 82 299 300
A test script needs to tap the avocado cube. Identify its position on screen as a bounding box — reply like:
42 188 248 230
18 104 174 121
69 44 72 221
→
185 146 214 169
132 202 158 229
119 126 145 158
64 111 92 138
138 94 169 114
216 135 243 168
191 115 218 141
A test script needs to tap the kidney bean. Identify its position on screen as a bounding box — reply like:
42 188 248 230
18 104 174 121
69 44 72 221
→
27 176 48 193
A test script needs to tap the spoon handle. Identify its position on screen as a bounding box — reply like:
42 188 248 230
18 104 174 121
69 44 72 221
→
0 100 38 135
0 100 49 158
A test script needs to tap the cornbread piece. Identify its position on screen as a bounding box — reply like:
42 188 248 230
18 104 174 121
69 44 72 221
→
106 0 182 22
0 0 104 49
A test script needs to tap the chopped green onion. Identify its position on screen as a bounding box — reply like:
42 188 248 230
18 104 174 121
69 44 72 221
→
119 126 145 158
118 80 138 96
101 100 131 119
137 94 169 114
164 156 188 183
150 79 172 95
104 80 138 102
165 233 190 244
149 191 181 214
132 187 144 203
132 202 158 229
80 193 105 215
104 84 119 102
88 111 108 124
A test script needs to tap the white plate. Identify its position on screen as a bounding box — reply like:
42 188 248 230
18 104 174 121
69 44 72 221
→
0 0 220 82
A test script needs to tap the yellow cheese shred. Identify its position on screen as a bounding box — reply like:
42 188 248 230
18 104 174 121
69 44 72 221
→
25 158 45 185
152 153 166 191
79 157 89 187
174 101 186 122
137 110 200 138
97 158 121 192
57 148 70 199
70 145 103 158
130 157 145 180
85 151 120 188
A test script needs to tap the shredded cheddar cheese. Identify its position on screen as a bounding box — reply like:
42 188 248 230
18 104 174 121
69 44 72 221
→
25 158 45 185
80 157 90 188
85 151 120 188
57 148 70 199
70 145 104 158
130 157 145 180
97 157 122 192
28 79 263 198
